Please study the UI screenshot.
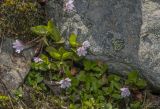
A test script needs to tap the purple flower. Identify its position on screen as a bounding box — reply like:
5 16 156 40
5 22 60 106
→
33 57 43 63
12 40 24 53
64 0 75 12
120 88 131 98
77 47 87 56
59 78 71 89
82 40 90 49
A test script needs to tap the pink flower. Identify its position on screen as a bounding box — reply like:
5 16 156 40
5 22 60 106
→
120 88 130 98
64 0 75 12
33 57 43 63
12 40 25 53
82 40 90 49
77 47 87 56
59 78 71 89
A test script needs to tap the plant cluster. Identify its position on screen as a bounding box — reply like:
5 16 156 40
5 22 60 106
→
22 20 147 109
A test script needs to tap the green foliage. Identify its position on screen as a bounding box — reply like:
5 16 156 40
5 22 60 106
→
47 20 62 42
31 25 48 36
26 20 148 109
126 71 147 89
69 33 80 47
46 46 73 61
25 71 47 91
31 20 62 43
12 87 23 100
130 101 141 109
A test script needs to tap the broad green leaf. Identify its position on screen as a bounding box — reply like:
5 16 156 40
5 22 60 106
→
69 33 79 47
36 75 43 83
40 54 49 64
31 25 48 36
62 52 73 60
111 93 122 100
106 103 113 109
128 71 138 83
59 47 66 55
103 87 113 95
111 81 121 89
91 78 100 91
71 78 80 87
108 75 120 82
136 79 147 89
77 71 86 81
46 47 61 60
130 101 141 109
47 20 61 42
54 37 65 44
83 59 97 71
48 63 58 70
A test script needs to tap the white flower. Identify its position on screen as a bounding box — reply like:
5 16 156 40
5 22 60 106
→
77 47 87 56
82 40 90 49
120 87 131 98
64 0 75 12
59 78 71 89
33 57 43 63
12 40 25 53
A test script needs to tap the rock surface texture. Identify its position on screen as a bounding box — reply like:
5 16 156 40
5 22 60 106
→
139 0 160 91
0 38 34 94
46 0 160 91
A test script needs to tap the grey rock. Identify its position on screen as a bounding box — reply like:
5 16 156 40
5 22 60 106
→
46 0 160 91
139 0 160 91
0 38 34 94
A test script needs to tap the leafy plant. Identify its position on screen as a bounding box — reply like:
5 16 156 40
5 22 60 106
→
31 20 63 44
125 71 147 89
25 20 148 109
25 71 46 91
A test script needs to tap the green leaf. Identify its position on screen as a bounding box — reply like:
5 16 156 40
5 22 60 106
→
58 47 66 55
77 71 86 81
62 52 73 60
111 81 121 90
54 37 65 44
136 79 147 89
128 71 138 83
130 101 141 109
108 75 120 82
40 54 48 63
69 33 79 47
46 47 61 60
71 78 80 87
31 25 48 36
83 59 97 71
47 20 61 42
91 78 100 91
103 87 113 95
36 75 43 83
111 93 122 100
106 103 113 109
48 62 58 70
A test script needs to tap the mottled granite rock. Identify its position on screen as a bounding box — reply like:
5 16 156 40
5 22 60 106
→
0 38 34 94
139 0 160 91
46 0 160 91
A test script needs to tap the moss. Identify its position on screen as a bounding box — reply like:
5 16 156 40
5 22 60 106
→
0 0 45 41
